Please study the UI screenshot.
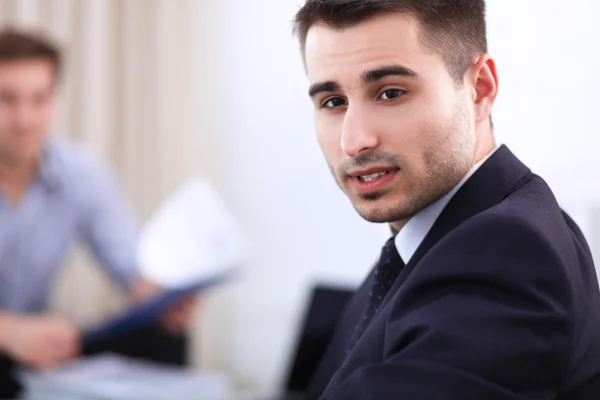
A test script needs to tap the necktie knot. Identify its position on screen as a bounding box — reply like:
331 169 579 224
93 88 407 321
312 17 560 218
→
379 236 404 268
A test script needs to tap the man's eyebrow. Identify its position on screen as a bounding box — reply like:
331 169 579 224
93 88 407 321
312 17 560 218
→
308 81 340 98
361 65 419 84
307 65 418 98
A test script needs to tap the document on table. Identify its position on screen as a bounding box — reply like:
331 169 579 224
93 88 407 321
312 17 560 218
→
18 353 232 400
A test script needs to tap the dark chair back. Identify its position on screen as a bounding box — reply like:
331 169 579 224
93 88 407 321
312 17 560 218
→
283 284 354 394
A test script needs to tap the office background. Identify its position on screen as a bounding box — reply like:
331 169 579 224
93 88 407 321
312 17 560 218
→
0 0 599 393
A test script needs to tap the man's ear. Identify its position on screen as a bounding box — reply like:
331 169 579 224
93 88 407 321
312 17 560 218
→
470 55 499 123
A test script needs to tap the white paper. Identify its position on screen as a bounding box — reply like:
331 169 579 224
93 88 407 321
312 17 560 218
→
19 354 231 400
137 178 248 288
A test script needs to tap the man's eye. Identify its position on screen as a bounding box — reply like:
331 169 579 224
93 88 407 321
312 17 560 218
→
323 97 347 108
379 89 406 101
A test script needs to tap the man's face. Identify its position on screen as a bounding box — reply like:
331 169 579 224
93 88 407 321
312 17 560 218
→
305 13 477 225
0 59 57 164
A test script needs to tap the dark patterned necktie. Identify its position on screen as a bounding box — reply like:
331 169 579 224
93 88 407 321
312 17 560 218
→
347 236 405 353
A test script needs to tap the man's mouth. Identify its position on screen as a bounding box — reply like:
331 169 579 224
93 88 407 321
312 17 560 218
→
357 171 390 182
348 167 399 195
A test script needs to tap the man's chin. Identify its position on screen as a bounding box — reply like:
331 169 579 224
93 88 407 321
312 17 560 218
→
352 200 408 224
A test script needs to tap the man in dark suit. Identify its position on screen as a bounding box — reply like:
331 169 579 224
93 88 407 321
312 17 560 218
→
292 0 600 399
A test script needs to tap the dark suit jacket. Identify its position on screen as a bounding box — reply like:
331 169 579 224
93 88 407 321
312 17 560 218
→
308 146 600 400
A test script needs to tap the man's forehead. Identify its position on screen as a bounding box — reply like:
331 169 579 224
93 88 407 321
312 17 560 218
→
0 59 55 75
0 60 55 86
304 14 424 82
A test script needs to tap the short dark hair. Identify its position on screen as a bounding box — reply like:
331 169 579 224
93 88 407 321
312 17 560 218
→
0 28 62 79
292 0 488 83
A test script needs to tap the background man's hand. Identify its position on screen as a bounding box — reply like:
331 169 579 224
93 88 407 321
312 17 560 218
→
0 314 80 370
130 277 200 335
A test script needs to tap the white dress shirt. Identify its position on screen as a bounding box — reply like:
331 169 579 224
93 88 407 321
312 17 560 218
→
395 145 501 264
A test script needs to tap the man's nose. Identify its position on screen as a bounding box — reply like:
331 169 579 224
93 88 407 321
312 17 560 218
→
13 102 36 130
341 105 379 158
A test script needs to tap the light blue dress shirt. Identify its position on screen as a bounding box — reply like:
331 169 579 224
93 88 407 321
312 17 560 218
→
0 139 139 313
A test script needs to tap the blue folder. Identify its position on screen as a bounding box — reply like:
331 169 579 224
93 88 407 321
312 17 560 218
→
83 269 237 344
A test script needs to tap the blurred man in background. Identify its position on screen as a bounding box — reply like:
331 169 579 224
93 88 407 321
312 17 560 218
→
0 29 197 396
293 0 600 398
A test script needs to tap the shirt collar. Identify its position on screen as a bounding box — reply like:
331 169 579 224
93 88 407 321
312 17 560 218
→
394 145 501 263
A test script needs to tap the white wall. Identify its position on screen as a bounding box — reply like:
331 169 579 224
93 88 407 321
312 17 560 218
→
488 1 600 189
197 0 600 391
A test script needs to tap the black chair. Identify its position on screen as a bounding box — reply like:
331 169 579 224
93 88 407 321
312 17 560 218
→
281 284 355 398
